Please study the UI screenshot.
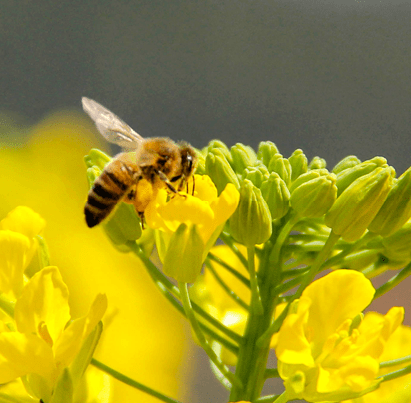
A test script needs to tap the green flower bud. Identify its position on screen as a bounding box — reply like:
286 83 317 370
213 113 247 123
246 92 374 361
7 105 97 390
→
163 223 204 283
335 156 388 196
268 153 291 186
257 141 279 167
229 180 272 246
290 173 337 218
325 167 395 242
381 221 411 263
205 150 240 194
260 173 290 219
332 155 361 175
289 169 330 194
231 143 258 173
84 148 112 170
206 140 233 164
308 156 327 170
244 165 269 187
194 148 206 175
288 149 308 182
368 167 411 237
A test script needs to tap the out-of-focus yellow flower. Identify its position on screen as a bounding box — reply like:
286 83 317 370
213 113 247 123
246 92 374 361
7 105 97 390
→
0 206 46 299
0 112 192 401
145 175 239 282
274 270 404 402
0 266 107 402
342 313 411 403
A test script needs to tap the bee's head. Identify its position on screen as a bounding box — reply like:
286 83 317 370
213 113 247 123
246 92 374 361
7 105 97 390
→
179 142 198 178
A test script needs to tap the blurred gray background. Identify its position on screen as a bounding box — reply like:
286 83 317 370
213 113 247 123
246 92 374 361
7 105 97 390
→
2 1 411 402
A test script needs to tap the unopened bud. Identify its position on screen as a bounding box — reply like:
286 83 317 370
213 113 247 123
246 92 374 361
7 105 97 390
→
369 167 411 237
260 173 290 219
308 156 327 170
231 143 257 173
381 221 411 263
325 167 395 242
335 157 388 196
268 154 291 186
84 148 112 170
205 150 240 194
230 180 272 246
332 155 361 175
257 141 279 167
288 149 308 182
290 173 337 218
244 165 269 188
163 223 204 283
289 169 330 194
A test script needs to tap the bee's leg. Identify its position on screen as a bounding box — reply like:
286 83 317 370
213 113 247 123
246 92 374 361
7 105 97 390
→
138 211 146 230
125 187 136 203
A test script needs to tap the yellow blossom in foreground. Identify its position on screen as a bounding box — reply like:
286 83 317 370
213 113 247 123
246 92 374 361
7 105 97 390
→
145 175 240 282
275 270 404 402
0 112 193 401
0 206 46 299
343 314 411 403
0 266 107 402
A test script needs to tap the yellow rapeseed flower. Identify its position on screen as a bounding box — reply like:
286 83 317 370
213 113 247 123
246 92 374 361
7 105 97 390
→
275 270 404 402
342 313 411 403
0 266 107 402
145 175 239 282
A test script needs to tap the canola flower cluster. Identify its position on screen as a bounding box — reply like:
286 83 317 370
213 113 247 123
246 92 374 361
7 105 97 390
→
2 134 411 403
82 140 411 403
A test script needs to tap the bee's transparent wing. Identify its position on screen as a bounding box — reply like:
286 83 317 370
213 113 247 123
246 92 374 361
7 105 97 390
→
82 97 143 149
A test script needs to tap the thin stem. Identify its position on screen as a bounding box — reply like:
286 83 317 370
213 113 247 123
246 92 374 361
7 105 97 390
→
91 359 181 403
247 246 263 315
374 262 411 299
264 368 280 379
128 241 242 347
380 354 411 368
205 261 249 311
380 362 411 382
208 252 250 288
178 282 242 388
254 394 281 403
220 231 248 267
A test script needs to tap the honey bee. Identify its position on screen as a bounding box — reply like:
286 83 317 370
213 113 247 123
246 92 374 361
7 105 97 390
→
82 97 197 228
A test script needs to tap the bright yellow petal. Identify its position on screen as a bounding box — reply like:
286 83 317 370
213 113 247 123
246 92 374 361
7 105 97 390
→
276 297 315 367
0 206 46 240
0 332 55 384
14 267 70 345
0 230 31 298
54 293 107 367
303 270 375 351
209 183 241 228
192 175 218 202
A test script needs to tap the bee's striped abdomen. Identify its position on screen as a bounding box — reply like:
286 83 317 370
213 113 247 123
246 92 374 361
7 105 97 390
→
84 158 137 228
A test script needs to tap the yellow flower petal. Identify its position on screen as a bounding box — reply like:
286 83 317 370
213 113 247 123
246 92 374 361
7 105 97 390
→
54 293 107 367
0 230 31 298
14 267 70 345
0 332 55 384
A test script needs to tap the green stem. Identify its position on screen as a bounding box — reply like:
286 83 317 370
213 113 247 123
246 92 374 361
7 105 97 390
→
129 241 242 348
247 246 263 315
91 359 181 403
206 261 249 311
178 282 242 388
379 362 411 382
380 354 411 368
374 262 411 299
264 368 280 379
220 231 248 267
257 230 340 347
208 252 250 287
